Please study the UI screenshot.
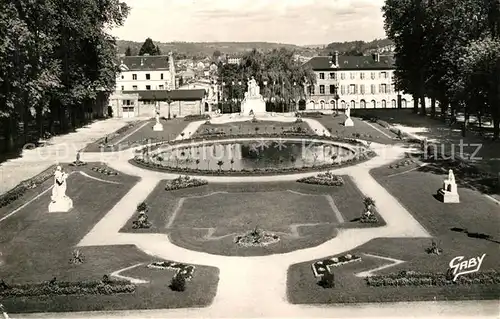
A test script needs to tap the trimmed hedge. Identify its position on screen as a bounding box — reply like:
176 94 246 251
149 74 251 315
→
0 278 135 297
165 175 208 191
297 172 345 186
366 270 500 287
300 112 324 118
0 164 56 208
184 114 211 121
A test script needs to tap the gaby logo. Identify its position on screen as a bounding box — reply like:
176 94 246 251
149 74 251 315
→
449 254 486 281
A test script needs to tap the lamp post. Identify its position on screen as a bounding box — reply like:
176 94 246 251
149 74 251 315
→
166 88 172 120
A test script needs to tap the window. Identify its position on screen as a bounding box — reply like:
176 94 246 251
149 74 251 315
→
330 100 335 109
121 75 124 79
392 84 396 93
145 74 151 80
146 85 151 90
319 85 325 94
132 85 138 90
381 84 387 94
123 99 132 106
319 73 325 80
161 73 164 80
382 100 387 108
132 74 137 80
350 100 355 108
371 72 375 80
360 72 365 80
350 72 355 80
309 85 315 95
159 85 164 90
349 84 356 94
329 85 335 94
381 72 387 79
329 73 335 79
392 99 397 108
372 100 376 108
341 100 346 108
340 85 345 95
121 86 124 91
360 84 365 94
402 99 407 108
341 73 345 80
371 84 376 94
360 100 366 108
320 100 325 109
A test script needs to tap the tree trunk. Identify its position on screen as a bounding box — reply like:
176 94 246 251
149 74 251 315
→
462 109 468 137
431 98 436 118
413 95 419 113
439 98 449 121
36 106 44 139
420 95 426 116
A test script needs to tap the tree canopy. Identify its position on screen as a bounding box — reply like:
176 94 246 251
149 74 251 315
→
0 0 129 154
139 38 161 56
383 0 500 138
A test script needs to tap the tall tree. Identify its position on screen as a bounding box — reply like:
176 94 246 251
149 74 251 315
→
139 37 160 55
125 46 133 56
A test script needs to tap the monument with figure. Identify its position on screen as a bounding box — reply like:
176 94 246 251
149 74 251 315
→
344 105 354 127
241 77 266 115
48 166 73 212
437 169 460 203
153 103 163 131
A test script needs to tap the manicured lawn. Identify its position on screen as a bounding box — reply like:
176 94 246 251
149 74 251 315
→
0 166 219 312
309 114 398 145
120 178 384 256
82 118 189 153
287 163 500 304
192 120 313 137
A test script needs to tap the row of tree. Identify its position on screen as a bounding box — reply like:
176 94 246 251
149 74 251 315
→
216 48 316 112
0 1 129 155
383 0 500 138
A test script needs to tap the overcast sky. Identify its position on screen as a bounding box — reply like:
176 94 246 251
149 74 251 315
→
110 0 387 45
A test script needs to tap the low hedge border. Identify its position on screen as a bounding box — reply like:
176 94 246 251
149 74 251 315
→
183 114 211 121
132 150 376 176
0 278 135 297
366 270 500 287
165 176 208 191
0 164 57 209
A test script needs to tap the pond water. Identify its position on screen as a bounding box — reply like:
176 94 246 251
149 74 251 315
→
153 139 356 171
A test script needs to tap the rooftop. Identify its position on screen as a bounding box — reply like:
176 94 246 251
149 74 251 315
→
305 55 395 71
121 89 206 101
118 55 171 71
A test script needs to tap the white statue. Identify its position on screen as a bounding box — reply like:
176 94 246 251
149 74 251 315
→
153 103 163 131
448 169 455 184
48 166 73 212
345 105 351 119
344 105 354 127
247 77 260 97
439 168 460 203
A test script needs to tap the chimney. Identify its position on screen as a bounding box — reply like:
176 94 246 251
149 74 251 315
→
333 51 339 66
373 52 380 63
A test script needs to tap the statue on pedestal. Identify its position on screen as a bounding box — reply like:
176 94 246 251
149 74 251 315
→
344 105 354 127
48 166 73 212
153 103 164 132
438 169 460 203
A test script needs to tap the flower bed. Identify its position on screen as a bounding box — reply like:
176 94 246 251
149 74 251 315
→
69 160 87 167
0 278 135 297
91 166 119 176
234 227 280 247
312 254 362 277
147 261 196 280
297 172 345 186
366 270 500 287
165 175 208 191
0 164 56 208
389 158 416 169
184 114 210 121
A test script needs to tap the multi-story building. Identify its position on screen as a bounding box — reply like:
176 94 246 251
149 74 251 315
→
303 52 416 110
226 56 241 65
115 53 176 92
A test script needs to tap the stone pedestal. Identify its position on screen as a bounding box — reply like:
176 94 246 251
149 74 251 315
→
344 118 354 127
153 123 164 131
48 196 73 212
241 97 266 115
437 178 460 203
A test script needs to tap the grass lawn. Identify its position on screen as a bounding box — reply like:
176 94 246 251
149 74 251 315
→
287 162 500 304
120 178 385 256
0 165 219 312
192 120 313 137
308 114 398 145
82 118 189 153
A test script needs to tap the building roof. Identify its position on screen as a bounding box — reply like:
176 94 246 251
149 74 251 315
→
305 55 395 71
118 55 170 71
121 89 206 101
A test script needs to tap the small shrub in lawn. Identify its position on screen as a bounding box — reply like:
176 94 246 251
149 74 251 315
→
170 273 186 292
318 271 335 288
137 201 148 212
295 118 303 123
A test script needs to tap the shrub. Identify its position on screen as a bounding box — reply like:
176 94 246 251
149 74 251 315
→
297 172 344 186
363 197 375 209
165 175 208 191
184 114 210 121
136 201 148 212
318 272 335 288
366 270 500 287
170 273 186 292
377 120 390 128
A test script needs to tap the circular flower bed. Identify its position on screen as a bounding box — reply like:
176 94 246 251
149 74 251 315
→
234 227 280 247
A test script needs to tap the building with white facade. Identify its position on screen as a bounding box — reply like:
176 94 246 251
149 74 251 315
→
303 52 417 110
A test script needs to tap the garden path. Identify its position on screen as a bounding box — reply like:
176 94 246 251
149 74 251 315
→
77 115 433 317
